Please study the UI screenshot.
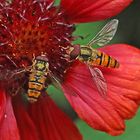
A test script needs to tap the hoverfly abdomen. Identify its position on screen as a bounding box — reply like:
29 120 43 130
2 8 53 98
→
79 46 119 68
91 49 120 68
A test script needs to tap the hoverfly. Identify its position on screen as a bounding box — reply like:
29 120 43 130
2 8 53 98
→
27 55 50 102
70 19 119 97
0 54 56 103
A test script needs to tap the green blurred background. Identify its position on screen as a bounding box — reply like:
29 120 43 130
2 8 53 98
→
51 0 140 140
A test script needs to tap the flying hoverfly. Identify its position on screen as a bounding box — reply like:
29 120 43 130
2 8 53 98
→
70 19 119 97
0 54 55 103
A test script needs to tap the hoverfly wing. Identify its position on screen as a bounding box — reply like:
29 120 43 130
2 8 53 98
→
0 55 17 74
4 68 29 96
0 69 19 82
9 66 31 79
88 19 119 47
48 71 62 90
48 71 77 96
0 54 17 69
89 66 107 97
0 54 31 81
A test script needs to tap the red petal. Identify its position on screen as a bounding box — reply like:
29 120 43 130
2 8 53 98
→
99 44 140 106
12 95 39 140
0 95 20 140
60 0 133 23
62 44 140 135
28 95 82 140
0 88 6 123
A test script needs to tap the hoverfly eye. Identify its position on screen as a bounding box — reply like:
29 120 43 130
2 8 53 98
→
70 45 80 60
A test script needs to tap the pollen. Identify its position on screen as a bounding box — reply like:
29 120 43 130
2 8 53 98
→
13 22 49 59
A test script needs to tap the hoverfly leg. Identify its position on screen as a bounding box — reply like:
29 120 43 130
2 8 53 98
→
10 86 21 96
88 66 107 98
9 69 25 79
9 66 31 79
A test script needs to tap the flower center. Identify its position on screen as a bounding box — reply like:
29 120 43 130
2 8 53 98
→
0 2 76 81
13 22 49 59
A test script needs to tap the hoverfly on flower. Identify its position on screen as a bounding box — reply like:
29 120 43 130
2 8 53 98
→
70 19 119 96
0 54 58 103
27 55 50 103
27 55 61 102
0 19 119 100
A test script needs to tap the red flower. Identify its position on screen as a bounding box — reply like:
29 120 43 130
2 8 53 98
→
0 0 138 139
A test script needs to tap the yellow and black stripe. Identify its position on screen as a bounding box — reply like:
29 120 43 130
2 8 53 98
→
27 55 49 103
91 50 119 68
28 73 46 102
79 46 119 68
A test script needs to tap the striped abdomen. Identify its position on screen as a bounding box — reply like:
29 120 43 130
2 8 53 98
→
28 71 46 102
90 49 120 68
80 47 119 68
